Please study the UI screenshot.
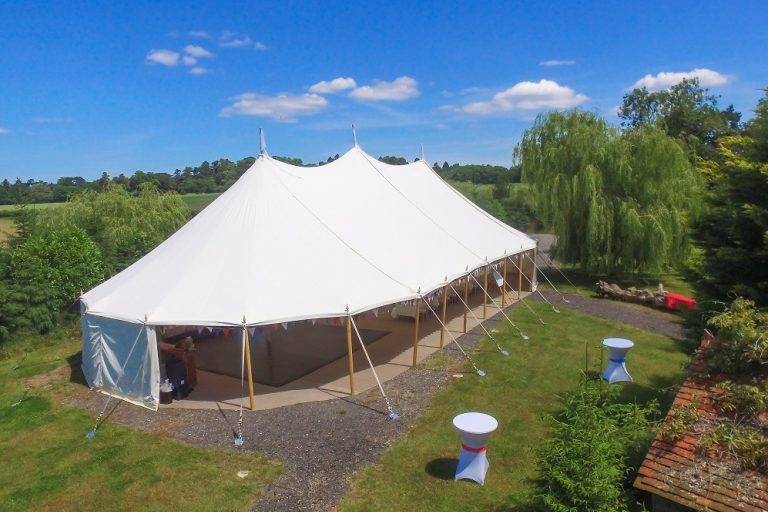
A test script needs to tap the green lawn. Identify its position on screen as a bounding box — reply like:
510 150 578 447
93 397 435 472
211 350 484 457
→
0 325 281 512
339 301 690 511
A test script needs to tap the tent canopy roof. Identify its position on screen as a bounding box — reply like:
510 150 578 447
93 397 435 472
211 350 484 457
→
82 146 536 326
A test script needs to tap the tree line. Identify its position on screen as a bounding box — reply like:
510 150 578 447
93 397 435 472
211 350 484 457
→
1 154 521 206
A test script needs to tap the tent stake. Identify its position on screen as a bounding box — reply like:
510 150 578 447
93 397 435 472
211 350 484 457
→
346 314 355 395
412 300 421 366
243 326 256 411
440 280 448 348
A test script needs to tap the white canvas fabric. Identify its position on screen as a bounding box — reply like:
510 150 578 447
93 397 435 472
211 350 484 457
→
81 312 160 410
80 144 536 409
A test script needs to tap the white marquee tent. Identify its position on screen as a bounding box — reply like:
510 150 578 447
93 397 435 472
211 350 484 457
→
80 141 537 410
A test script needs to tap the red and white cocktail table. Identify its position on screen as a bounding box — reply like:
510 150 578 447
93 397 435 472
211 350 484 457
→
453 412 498 485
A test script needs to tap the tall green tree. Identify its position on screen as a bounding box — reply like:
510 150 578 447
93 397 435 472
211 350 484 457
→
618 78 740 160
517 110 700 273
40 183 190 273
692 90 768 305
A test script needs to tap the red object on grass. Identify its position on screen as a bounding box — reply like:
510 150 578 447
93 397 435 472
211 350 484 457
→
664 292 696 310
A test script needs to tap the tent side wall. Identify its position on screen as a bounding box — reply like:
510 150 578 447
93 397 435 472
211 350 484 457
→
81 312 160 411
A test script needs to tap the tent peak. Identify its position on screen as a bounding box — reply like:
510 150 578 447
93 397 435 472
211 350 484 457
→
259 127 268 156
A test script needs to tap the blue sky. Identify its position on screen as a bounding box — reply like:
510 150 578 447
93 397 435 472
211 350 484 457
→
1 0 766 181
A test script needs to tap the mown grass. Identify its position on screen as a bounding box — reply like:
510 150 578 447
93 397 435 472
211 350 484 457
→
339 301 690 511
0 324 281 512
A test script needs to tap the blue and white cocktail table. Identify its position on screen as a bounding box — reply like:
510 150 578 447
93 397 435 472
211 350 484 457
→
602 337 634 384
453 412 498 485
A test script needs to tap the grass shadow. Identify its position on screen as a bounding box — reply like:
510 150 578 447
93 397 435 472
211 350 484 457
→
66 351 88 386
424 457 458 480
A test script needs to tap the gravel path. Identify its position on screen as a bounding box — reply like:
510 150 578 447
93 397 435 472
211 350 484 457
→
535 289 685 340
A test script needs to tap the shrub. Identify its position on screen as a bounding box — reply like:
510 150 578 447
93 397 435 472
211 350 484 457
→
659 401 702 441
700 422 768 471
706 298 768 374
0 226 104 337
537 378 657 512
713 381 768 417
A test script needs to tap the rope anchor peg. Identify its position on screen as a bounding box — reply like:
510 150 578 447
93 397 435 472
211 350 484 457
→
349 314 401 421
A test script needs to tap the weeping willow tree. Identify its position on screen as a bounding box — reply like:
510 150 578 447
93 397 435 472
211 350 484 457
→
517 110 700 273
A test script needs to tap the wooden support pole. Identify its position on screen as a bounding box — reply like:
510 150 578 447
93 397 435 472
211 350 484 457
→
463 277 469 333
440 284 448 348
518 252 524 296
412 302 421 366
502 259 509 306
483 266 489 318
346 316 355 395
243 326 256 411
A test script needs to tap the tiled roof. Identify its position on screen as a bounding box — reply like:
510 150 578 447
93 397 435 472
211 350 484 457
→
634 332 768 511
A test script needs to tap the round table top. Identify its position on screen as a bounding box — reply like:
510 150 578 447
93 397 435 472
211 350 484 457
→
603 337 634 349
453 412 498 435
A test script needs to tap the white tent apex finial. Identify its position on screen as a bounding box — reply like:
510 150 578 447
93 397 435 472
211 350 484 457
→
351 124 358 148
420 143 425 162
259 127 267 156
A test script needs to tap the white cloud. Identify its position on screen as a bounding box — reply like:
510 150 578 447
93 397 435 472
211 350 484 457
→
184 44 214 59
188 30 210 39
219 31 253 48
349 76 420 101
220 93 328 121
189 67 209 76
182 55 197 66
459 86 489 95
31 116 67 124
448 79 588 115
254 41 268 51
0 127 9 135
539 59 576 67
309 77 357 94
146 49 180 67
630 68 730 91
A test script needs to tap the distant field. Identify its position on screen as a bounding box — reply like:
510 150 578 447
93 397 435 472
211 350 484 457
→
0 217 15 242
181 192 220 212
0 192 221 217
0 202 64 213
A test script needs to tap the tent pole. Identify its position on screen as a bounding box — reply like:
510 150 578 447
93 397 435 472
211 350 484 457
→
412 302 421 366
502 259 509 306
346 315 355 395
483 266 489 318
439 281 448 348
463 277 469 333
243 326 256 411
